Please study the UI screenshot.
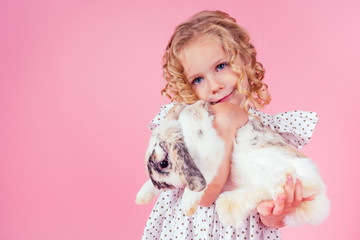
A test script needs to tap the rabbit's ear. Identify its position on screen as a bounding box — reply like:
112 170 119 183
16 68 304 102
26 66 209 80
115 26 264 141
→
173 141 206 192
165 103 187 121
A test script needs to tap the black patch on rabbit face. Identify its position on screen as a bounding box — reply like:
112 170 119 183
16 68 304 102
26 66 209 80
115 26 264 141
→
150 178 175 190
147 149 175 190
147 149 172 176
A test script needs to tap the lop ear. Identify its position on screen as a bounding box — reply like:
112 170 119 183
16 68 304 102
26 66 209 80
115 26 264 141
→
165 103 187 121
173 141 206 192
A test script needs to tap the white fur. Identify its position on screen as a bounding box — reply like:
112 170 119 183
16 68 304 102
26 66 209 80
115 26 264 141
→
135 179 161 205
136 100 330 227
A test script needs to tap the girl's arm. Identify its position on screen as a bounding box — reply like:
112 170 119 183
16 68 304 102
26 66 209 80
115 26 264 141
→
198 103 315 229
199 102 249 207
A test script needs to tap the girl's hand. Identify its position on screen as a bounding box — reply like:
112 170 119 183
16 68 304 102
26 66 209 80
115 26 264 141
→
210 102 249 137
256 176 315 228
210 102 249 139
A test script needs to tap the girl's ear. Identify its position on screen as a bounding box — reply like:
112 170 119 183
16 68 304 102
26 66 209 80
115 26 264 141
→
173 141 206 192
165 103 187 121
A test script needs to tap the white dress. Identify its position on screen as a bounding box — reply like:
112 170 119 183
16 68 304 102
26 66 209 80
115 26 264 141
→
142 103 318 240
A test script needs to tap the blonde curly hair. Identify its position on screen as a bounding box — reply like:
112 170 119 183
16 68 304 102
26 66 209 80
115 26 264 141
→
161 10 271 111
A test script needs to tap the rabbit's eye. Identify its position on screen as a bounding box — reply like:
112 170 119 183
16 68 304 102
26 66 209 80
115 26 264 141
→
159 160 169 169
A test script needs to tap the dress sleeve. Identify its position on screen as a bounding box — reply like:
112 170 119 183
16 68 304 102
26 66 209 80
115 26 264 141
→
249 108 318 149
148 102 177 131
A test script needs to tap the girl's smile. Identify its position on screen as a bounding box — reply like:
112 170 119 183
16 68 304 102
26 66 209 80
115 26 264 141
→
215 89 235 104
180 36 249 107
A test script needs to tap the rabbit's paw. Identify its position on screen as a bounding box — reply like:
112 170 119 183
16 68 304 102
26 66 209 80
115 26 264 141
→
285 193 330 226
181 198 200 216
269 174 293 200
181 189 202 216
135 190 155 205
216 192 248 227
135 180 159 205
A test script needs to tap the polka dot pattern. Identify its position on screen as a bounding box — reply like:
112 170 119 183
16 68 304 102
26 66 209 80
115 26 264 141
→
144 103 318 239
142 188 280 240
148 102 176 131
247 108 318 149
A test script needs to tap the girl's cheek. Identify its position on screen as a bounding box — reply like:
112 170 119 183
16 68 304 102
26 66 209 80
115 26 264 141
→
195 87 209 101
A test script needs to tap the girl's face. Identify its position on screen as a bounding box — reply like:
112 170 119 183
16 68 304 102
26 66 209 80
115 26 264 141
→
180 36 249 107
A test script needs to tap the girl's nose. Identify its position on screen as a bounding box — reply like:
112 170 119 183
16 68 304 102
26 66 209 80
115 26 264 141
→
210 78 224 94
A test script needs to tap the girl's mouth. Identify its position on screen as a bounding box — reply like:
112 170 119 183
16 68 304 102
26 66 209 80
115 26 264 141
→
215 90 234 103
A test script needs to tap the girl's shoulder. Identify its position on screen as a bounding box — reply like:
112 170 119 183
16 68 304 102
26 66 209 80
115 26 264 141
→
249 107 318 149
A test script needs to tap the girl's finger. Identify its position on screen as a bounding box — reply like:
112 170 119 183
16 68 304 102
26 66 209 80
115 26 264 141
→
284 175 294 208
293 179 303 207
257 201 275 217
272 194 285 216
303 195 315 201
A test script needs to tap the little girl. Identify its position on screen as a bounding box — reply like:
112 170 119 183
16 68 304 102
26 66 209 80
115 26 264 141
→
142 10 317 240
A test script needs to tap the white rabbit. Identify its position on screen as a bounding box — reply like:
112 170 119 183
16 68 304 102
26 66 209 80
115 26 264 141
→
136 100 330 227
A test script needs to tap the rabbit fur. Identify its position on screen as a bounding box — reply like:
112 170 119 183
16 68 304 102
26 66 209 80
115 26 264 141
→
135 100 330 227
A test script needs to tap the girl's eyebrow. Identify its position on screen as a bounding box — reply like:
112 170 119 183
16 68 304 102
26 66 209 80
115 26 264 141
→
187 73 201 82
186 57 228 81
186 70 203 82
213 57 228 66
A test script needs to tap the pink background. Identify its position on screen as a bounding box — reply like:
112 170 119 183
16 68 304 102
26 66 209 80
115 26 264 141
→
1 0 359 239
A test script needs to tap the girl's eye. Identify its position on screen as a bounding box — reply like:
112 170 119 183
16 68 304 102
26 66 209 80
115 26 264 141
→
216 63 228 71
192 77 203 85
